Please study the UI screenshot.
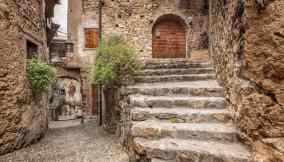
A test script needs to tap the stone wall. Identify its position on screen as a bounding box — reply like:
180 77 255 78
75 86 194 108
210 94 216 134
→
68 0 82 55
209 0 284 161
68 0 97 115
0 0 49 155
68 0 210 117
101 0 209 59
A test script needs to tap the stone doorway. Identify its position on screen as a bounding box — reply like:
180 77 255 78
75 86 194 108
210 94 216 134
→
152 14 187 58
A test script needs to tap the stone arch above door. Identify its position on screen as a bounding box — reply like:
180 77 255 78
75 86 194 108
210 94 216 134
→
152 14 188 58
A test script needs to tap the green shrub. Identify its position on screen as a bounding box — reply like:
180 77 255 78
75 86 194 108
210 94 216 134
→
92 36 141 87
27 58 56 92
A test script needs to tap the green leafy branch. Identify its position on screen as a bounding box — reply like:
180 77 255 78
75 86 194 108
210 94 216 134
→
92 36 141 87
27 58 56 93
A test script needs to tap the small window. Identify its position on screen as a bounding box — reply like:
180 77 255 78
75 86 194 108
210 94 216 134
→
84 28 99 49
26 40 38 59
66 43 74 53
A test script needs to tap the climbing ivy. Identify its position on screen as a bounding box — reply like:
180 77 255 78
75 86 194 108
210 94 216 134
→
27 58 56 92
92 36 141 87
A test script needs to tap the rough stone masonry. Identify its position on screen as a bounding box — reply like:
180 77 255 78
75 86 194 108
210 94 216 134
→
68 0 210 121
0 0 283 161
68 0 284 161
0 0 55 155
209 0 284 161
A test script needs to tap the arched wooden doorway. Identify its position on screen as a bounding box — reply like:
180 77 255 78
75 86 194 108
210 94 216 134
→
152 14 187 58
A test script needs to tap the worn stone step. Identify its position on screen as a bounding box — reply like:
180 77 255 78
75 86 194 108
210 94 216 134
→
144 58 189 64
135 74 216 83
134 138 250 162
138 68 214 76
130 95 226 109
125 80 224 97
152 158 175 162
131 108 232 123
144 60 212 69
132 121 239 143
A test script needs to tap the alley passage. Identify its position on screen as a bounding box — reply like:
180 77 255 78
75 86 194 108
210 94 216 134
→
0 120 129 162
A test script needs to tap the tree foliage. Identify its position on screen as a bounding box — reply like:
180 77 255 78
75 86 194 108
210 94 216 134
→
92 36 141 87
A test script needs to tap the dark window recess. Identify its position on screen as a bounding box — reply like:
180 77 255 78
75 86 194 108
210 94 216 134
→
66 43 74 53
59 46 66 57
202 0 209 15
26 40 38 59
50 43 66 58
58 89 65 95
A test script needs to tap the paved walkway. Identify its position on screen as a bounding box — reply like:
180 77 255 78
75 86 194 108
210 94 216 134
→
0 120 129 162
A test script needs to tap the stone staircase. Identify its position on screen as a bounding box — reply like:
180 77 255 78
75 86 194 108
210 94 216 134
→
125 59 251 162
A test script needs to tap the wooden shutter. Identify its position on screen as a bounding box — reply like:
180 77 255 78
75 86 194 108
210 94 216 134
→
85 28 98 48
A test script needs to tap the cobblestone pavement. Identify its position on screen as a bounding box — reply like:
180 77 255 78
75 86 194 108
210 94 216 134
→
0 119 129 162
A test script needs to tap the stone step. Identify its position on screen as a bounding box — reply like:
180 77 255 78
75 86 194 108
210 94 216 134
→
144 58 189 64
134 138 250 162
152 158 175 162
125 80 224 97
131 108 232 123
132 121 239 143
137 67 214 76
135 74 216 83
130 95 226 109
144 60 212 69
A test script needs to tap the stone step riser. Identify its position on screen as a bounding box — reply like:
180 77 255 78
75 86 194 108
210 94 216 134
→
152 158 175 162
130 98 226 109
137 68 214 76
144 63 212 70
144 60 189 65
132 126 239 143
127 60 251 162
146 150 249 162
126 87 224 97
131 110 232 123
135 74 216 83
134 139 249 162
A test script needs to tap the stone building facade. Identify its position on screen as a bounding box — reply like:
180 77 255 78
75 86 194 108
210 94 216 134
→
68 0 96 115
209 0 284 161
100 0 209 59
68 0 210 116
0 0 58 155
67 0 284 161
49 36 83 120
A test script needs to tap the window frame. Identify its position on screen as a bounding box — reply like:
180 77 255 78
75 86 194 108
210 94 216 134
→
84 28 99 49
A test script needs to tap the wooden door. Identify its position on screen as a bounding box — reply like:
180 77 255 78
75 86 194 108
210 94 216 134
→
91 86 98 115
152 20 186 58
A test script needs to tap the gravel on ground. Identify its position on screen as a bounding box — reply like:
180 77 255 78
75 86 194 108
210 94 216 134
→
0 119 129 162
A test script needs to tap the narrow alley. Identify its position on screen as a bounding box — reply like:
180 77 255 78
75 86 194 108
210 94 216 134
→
0 120 129 162
0 0 283 162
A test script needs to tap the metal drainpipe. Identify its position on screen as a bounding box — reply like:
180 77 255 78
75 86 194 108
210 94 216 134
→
98 0 103 126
